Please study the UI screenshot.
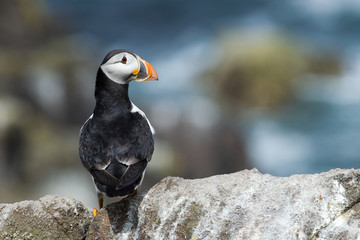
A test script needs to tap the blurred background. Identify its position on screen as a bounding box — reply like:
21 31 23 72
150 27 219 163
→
1 0 360 208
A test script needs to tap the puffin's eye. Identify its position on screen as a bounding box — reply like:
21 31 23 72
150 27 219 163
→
121 56 127 64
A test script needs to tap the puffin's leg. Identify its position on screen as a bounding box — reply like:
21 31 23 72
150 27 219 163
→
130 189 139 197
93 186 104 217
93 191 103 217
97 192 104 209
120 189 139 202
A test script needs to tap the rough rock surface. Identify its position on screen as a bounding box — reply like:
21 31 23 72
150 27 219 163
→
1 169 360 240
0 195 92 240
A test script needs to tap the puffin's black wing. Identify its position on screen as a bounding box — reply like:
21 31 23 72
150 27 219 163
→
79 113 154 195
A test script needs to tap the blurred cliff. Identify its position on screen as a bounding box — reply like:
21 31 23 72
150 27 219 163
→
0 0 99 204
1 0 359 209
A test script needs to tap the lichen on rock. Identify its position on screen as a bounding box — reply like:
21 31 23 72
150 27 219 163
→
0 195 92 240
1 168 360 239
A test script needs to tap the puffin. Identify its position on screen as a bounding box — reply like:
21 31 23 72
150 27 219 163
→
79 49 158 215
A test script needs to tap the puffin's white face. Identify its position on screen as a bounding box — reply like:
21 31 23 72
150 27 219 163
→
100 52 139 84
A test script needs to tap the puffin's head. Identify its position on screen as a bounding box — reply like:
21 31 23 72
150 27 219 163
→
100 49 158 84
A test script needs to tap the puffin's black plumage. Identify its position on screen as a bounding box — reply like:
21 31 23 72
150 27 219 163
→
79 50 157 209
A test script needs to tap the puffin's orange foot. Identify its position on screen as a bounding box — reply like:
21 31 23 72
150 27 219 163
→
93 208 98 217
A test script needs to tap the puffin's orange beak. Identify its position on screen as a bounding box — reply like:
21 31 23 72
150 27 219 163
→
135 58 158 82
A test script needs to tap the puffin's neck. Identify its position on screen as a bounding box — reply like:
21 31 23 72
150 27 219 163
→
93 69 132 119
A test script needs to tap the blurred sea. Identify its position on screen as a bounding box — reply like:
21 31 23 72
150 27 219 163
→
45 0 360 176
1 0 360 208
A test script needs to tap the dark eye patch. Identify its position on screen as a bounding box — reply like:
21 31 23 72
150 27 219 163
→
121 56 127 64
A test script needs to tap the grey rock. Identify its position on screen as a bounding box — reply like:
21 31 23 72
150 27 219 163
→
0 194 92 240
87 168 360 240
2 169 360 240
